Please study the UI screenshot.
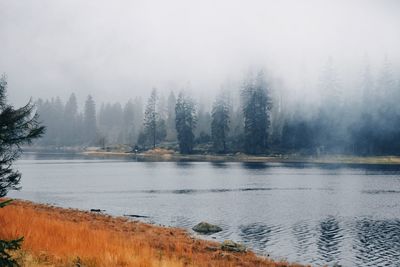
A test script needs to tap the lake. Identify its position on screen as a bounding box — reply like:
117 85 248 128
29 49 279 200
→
9 152 400 266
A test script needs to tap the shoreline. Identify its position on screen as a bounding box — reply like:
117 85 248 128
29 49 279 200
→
82 150 400 165
0 199 306 267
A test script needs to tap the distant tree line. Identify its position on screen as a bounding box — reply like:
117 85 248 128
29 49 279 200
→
278 59 400 155
35 59 400 156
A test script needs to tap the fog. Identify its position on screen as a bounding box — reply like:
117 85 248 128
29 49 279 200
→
3 3 400 266
1 0 399 107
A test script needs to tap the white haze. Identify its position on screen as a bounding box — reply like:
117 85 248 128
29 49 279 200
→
0 0 399 107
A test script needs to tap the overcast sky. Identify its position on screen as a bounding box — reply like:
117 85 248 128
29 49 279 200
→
1 0 399 107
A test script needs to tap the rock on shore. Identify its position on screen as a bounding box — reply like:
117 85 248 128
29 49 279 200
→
220 240 246 252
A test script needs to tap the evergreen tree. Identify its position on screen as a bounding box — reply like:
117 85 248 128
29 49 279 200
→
374 57 399 153
166 91 177 141
361 63 374 110
0 74 45 266
211 91 230 153
157 93 167 121
143 89 166 148
35 97 64 146
195 102 211 142
315 58 344 153
83 95 97 145
156 118 167 143
143 89 157 148
156 94 168 143
241 70 271 154
175 92 196 154
280 115 313 152
376 57 396 107
320 58 342 108
351 63 375 155
123 100 135 145
63 93 79 145
98 102 124 144
132 97 143 143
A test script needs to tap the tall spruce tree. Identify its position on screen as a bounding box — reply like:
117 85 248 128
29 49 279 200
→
166 91 177 141
35 97 64 146
143 89 157 148
316 58 345 153
123 100 135 145
132 97 143 143
195 103 211 142
0 74 45 266
143 89 166 148
175 92 196 154
351 63 375 155
211 91 230 153
241 70 271 154
83 95 97 145
63 93 79 145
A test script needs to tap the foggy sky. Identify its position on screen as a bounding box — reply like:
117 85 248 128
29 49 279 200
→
1 0 399 107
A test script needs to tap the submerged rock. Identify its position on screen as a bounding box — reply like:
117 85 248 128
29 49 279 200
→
90 209 105 212
220 240 246 253
123 214 149 218
192 221 222 234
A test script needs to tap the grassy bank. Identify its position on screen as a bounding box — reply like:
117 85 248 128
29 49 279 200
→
83 149 400 165
0 200 305 267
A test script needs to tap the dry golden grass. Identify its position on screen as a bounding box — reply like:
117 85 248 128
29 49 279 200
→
0 200 306 267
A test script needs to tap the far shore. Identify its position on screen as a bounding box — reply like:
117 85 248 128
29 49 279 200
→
0 199 306 267
82 149 400 165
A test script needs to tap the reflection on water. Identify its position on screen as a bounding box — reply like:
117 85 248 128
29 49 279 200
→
362 189 400 194
239 223 274 251
292 222 312 257
123 187 313 195
175 161 194 168
241 162 270 170
210 161 229 168
317 217 342 264
10 153 400 266
355 219 400 266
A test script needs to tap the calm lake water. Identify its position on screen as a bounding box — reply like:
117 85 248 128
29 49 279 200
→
10 152 400 266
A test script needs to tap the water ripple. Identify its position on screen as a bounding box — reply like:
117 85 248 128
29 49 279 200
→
292 222 314 256
362 190 400 194
239 223 283 251
317 216 343 264
353 219 400 267
89 187 315 195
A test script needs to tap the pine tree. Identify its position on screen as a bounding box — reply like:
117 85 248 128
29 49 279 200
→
375 57 399 153
320 58 342 108
143 89 166 148
156 118 167 143
63 93 79 145
132 97 143 143
195 103 211 142
241 70 271 154
352 63 375 155
211 91 230 153
175 92 196 154
166 91 177 141
123 100 135 145
35 97 64 146
143 89 157 148
316 58 346 152
0 74 45 266
84 95 97 145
